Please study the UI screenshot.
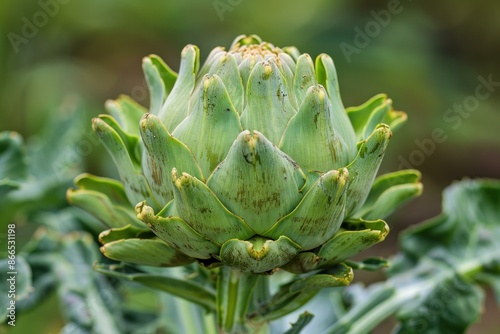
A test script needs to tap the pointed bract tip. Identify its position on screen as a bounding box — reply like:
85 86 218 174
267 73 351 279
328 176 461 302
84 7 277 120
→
135 200 151 216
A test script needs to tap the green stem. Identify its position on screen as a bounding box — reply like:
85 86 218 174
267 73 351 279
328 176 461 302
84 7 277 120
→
203 311 219 334
217 266 260 333
177 296 202 333
225 269 240 332
249 275 269 313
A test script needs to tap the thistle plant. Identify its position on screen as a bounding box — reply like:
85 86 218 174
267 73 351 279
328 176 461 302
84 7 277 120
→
67 35 422 333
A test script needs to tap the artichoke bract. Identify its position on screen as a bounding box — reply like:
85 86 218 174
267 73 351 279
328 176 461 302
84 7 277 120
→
68 35 422 274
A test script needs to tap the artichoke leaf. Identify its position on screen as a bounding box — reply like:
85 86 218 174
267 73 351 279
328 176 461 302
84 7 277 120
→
142 57 166 115
345 124 392 216
66 188 142 229
204 53 244 112
136 201 219 259
140 113 204 206
171 169 254 244
94 263 216 312
315 54 357 158
0 131 27 198
148 54 178 95
283 46 301 61
289 263 353 293
100 238 194 267
173 74 243 177
207 130 306 234
219 236 301 274
382 108 407 133
317 219 389 268
159 45 200 131
280 252 321 274
325 180 500 334
240 60 296 143
0 131 28 181
347 94 408 142
346 94 387 142
236 54 261 97
98 224 153 244
197 46 226 80
230 34 262 49
0 180 19 198
276 52 297 108
73 173 130 207
280 85 351 173
96 114 140 163
361 98 393 140
292 54 317 105
0 257 31 310
344 257 389 271
92 117 152 207
354 169 423 220
284 312 315 334
264 168 348 250
250 264 352 322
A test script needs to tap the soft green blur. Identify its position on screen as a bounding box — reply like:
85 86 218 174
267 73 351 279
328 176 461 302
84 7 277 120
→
1 1 499 333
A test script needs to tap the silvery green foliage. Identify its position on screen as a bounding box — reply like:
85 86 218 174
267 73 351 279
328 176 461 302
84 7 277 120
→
0 119 175 333
323 179 500 334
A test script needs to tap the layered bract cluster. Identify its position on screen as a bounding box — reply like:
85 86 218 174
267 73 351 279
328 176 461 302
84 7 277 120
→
68 35 421 273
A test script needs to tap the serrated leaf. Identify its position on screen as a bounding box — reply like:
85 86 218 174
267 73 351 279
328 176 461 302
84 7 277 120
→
94 263 216 311
394 275 483 334
0 131 27 181
323 179 500 334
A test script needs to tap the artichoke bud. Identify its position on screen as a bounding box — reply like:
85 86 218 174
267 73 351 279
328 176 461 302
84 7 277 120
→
68 35 422 273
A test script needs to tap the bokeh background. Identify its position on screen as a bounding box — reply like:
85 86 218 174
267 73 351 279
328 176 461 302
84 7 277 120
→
1 0 499 333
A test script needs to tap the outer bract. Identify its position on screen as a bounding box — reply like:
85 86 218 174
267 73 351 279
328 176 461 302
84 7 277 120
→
68 35 422 273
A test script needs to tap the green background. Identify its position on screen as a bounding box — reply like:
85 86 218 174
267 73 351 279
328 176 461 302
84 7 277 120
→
1 0 499 333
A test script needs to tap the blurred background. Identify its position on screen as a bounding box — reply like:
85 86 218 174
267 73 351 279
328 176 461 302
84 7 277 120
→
0 0 499 333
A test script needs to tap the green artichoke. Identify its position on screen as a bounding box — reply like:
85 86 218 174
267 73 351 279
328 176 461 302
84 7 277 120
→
68 35 421 274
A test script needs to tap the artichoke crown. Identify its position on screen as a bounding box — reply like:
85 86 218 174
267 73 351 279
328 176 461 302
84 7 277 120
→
162 35 358 179
68 35 421 273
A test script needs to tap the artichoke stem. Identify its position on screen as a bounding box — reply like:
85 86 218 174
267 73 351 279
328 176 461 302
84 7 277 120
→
216 266 260 333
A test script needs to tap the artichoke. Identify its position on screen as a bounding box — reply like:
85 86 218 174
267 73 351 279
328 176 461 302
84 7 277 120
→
68 35 421 274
